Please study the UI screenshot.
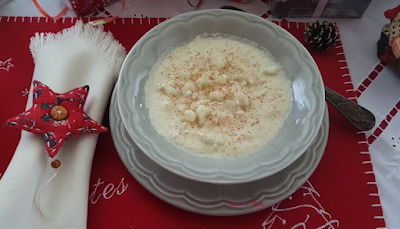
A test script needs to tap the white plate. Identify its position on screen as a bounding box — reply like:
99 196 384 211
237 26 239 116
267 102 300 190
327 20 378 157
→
117 9 325 184
110 85 329 216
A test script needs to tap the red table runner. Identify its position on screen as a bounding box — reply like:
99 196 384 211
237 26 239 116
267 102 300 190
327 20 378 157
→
0 16 385 228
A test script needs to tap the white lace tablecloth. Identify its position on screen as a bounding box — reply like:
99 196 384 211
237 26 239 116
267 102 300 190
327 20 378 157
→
1 0 399 228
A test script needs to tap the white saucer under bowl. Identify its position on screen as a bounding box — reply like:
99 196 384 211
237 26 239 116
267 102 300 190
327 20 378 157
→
110 86 329 216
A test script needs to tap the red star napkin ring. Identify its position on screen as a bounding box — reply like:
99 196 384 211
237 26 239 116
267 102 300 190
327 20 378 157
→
7 80 107 168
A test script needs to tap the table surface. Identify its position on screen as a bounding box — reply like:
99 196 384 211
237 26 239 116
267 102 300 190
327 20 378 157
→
1 0 399 228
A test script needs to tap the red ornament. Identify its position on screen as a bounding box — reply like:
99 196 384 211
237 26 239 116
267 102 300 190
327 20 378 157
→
69 0 119 16
7 80 108 158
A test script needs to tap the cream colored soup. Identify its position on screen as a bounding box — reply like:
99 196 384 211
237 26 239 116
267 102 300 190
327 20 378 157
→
145 34 291 157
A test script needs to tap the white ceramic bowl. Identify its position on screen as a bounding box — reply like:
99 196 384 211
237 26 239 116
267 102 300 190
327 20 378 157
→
117 9 325 184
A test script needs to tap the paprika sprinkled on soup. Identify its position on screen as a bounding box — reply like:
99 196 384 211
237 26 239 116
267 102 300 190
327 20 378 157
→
145 33 291 157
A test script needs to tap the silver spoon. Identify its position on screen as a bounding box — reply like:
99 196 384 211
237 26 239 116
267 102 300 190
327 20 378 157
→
218 5 375 131
325 86 375 131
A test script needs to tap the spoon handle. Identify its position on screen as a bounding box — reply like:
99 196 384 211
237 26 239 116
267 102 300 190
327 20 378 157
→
324 86 375 131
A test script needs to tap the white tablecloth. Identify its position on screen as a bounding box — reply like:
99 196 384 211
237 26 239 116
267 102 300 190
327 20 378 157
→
1 0 399 228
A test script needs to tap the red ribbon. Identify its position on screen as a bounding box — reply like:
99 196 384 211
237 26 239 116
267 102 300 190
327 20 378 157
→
32 0 69 21
32 0 125 25
89 0 126 26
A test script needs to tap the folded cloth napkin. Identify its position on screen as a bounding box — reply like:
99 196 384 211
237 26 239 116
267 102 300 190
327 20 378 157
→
0 21 126 229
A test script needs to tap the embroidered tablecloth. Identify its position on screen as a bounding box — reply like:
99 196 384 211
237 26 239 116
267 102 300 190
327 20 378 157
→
0 15 387 228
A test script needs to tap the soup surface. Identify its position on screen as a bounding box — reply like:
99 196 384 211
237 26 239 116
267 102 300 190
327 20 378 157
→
145 33 291 157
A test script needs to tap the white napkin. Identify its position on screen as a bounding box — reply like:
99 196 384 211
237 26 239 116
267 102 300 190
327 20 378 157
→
0 21 126 229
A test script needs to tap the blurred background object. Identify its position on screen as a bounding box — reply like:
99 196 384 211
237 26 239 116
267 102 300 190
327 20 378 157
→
269 0 373 18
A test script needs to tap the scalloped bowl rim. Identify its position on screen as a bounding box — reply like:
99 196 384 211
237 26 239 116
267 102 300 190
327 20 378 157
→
117 9 325 184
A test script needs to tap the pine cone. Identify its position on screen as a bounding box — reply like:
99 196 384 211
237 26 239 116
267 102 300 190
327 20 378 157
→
304 21 338 50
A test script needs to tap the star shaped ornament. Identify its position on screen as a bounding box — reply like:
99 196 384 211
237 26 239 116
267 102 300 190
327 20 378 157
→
7 80 107 167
